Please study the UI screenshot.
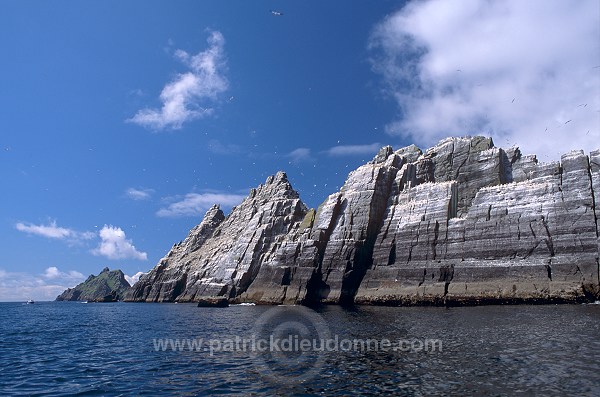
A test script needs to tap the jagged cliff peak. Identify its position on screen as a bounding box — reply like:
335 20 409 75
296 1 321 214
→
176 204 226 255
370 145 394 164
394 144 422 163
247 171 299 202
125 172 307 302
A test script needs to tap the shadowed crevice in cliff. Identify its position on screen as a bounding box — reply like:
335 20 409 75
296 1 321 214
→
302 194 343 306
303 269 331 307
541 216 555 257
387 239 397 266
340 147 400 305
169 273 188 302
587 149 600 288
587 150 599 239
438 264 454 301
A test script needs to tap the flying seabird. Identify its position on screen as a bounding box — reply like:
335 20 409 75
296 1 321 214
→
270 10 283 16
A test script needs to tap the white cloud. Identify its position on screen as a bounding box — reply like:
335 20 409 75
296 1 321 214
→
157 192 245 218
16 220 72 239
43 266 84 280
125 271 146 286
370 0 600 160
92 226 147 261
44 266 61 279
128 30 228 130
0 266 86 302
126 187 154 201
288 148 312 163
326 143 382 156
15 220 95 243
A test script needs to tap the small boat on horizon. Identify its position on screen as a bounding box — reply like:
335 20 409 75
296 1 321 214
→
26 299 35 304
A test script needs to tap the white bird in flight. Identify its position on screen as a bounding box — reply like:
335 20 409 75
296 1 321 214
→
270 10 283 16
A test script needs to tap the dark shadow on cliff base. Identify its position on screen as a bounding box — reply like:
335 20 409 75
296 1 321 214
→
302 269 331 307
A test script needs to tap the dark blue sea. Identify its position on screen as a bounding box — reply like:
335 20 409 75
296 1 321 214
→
1 302 599 396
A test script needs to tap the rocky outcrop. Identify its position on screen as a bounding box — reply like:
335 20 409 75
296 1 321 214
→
56 267 131 302
239 146 404 305
356 143 599 304
125 136 600 305
125 172 308 302
197 297 229 308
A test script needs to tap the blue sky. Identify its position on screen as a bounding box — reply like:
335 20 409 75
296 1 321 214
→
1 0 598 301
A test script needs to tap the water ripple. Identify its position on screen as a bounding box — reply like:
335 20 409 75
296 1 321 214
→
1 302 599 395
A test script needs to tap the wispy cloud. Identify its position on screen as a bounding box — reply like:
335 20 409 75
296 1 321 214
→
92 226 147 261
128 30 228 130
326 143 382 156
16 220 71 239
125 271 146 286
125 187 154 201
369 0 599 160
288 148 313 163
207 139 242 155
15 220 95 243
0 266 86 302
157 192 245 218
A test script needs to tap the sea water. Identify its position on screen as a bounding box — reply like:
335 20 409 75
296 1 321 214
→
1 302 599 396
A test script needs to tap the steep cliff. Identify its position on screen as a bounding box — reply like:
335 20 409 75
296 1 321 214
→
125 136 600 305
56 267 131 302
357 140 599 304
125 172 308 302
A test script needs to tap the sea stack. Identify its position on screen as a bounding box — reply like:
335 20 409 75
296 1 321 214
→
124 136 600 306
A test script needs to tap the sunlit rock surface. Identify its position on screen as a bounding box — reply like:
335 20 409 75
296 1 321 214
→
125 137 600 305
125 172 308 302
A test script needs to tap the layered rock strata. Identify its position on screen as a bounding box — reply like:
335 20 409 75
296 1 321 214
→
125 173 307 302
125 137 600 305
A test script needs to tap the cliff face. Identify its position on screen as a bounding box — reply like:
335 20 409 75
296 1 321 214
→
125 136 600 305
56 267 131 302
357 139 599 304
125 173 307 302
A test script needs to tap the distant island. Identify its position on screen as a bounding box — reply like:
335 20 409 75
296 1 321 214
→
58 136 600 306
56 267 130 302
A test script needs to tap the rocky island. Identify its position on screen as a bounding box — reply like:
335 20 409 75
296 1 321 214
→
124 136 600 306
56 267 131 302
